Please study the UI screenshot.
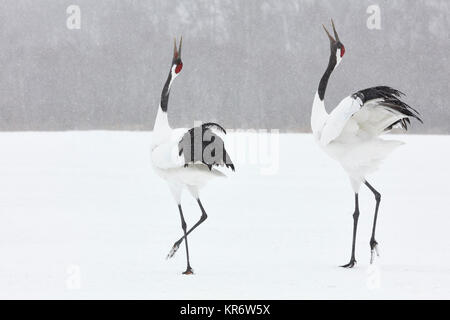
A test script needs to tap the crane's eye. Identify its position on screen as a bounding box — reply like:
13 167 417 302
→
175 62 183 74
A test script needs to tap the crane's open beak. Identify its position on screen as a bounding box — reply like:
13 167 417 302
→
331 19 340 42
322 24 335 43
322 19 340 44
173 36 182 61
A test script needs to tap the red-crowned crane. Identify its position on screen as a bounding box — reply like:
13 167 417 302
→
311 21 422 268
151 38 234 274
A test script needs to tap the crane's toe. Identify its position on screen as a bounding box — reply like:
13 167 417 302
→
370 239 380 264
166 240 182 259
182 267 194 275
340 259 357 268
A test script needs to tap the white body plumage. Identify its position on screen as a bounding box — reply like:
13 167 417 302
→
151 103 228 203
311 92 404 192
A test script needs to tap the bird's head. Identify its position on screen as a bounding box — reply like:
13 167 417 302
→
323 19 345 67
171 36 183 78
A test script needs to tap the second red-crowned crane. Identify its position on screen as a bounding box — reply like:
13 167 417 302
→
311 21 422 268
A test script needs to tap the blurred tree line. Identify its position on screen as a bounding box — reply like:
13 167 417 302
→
0 0 448 133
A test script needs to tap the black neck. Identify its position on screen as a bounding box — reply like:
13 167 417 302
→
160 71 172 112
318 54 336 101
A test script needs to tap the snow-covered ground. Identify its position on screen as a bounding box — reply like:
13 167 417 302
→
0 131 449 299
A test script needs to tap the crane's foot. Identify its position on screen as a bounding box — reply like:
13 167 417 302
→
182 267 194 275
370 239 380 264
167 240 182 259
340 258 357 268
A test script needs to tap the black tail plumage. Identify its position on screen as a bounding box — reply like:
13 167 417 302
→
178 122 235 172
201 122 227 135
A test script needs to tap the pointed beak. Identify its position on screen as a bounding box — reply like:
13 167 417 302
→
173 36 182 60
331 19 340 42
173 38 178 59
322 24 335 43
323 19 341 44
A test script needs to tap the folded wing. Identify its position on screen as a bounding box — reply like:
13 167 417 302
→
320 86 422 146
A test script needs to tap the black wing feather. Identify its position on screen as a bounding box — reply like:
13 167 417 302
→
352 86 423 131
178 122 235 171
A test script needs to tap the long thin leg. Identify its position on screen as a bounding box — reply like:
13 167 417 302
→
178 204 193 275
168 199 208 259
365 180 381 263
341 193 359 268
